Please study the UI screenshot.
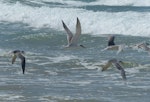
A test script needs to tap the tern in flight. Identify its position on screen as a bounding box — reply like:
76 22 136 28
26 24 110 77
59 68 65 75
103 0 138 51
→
101 58 126 80
11 50 26 74
62 17 85 48
102 35 126 54
137 42 150 52
129 42 150 54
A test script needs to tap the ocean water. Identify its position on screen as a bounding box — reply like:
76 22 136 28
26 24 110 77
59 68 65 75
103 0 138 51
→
0 0 150 102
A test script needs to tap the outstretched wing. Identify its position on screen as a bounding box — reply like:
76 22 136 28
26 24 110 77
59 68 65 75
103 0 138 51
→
12 55 17 64
71 17 81 45
114 62 126 80
108 35 115 46
18 54 26 74
101 61 112 71
120 69 126 80
62 20 73 44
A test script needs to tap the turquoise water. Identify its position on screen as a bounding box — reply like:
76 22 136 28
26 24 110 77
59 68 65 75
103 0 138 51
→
0 0 150 102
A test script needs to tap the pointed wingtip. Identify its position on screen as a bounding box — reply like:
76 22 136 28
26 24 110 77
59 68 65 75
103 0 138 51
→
120 69 126 80
62 20 68 30
22 58 25 74
122 74 127 80
62 20 64 23
77 17 80 23
62 20 65 26
76 17 81 35
23 70 25 74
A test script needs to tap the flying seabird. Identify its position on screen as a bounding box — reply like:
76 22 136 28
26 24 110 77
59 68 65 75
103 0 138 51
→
11 50 26 74
102 35 126 54
101 58 126 80
135 42 150 55
129 42 150 53
62 17 85 48
137 42 150 51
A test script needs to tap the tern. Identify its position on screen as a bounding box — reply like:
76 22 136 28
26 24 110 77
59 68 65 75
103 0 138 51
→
62 18 85 48
11 50 26 74
101 58 126 80
129 42 150 53
137 42 150 51
102 35 126 54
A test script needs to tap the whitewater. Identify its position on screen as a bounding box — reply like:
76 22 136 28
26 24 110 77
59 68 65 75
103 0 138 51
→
0 0 150 36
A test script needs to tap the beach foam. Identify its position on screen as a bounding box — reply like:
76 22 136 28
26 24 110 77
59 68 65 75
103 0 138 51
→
0 1 150 37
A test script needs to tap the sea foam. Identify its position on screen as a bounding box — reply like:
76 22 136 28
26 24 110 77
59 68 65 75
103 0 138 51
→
0 1 150 37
